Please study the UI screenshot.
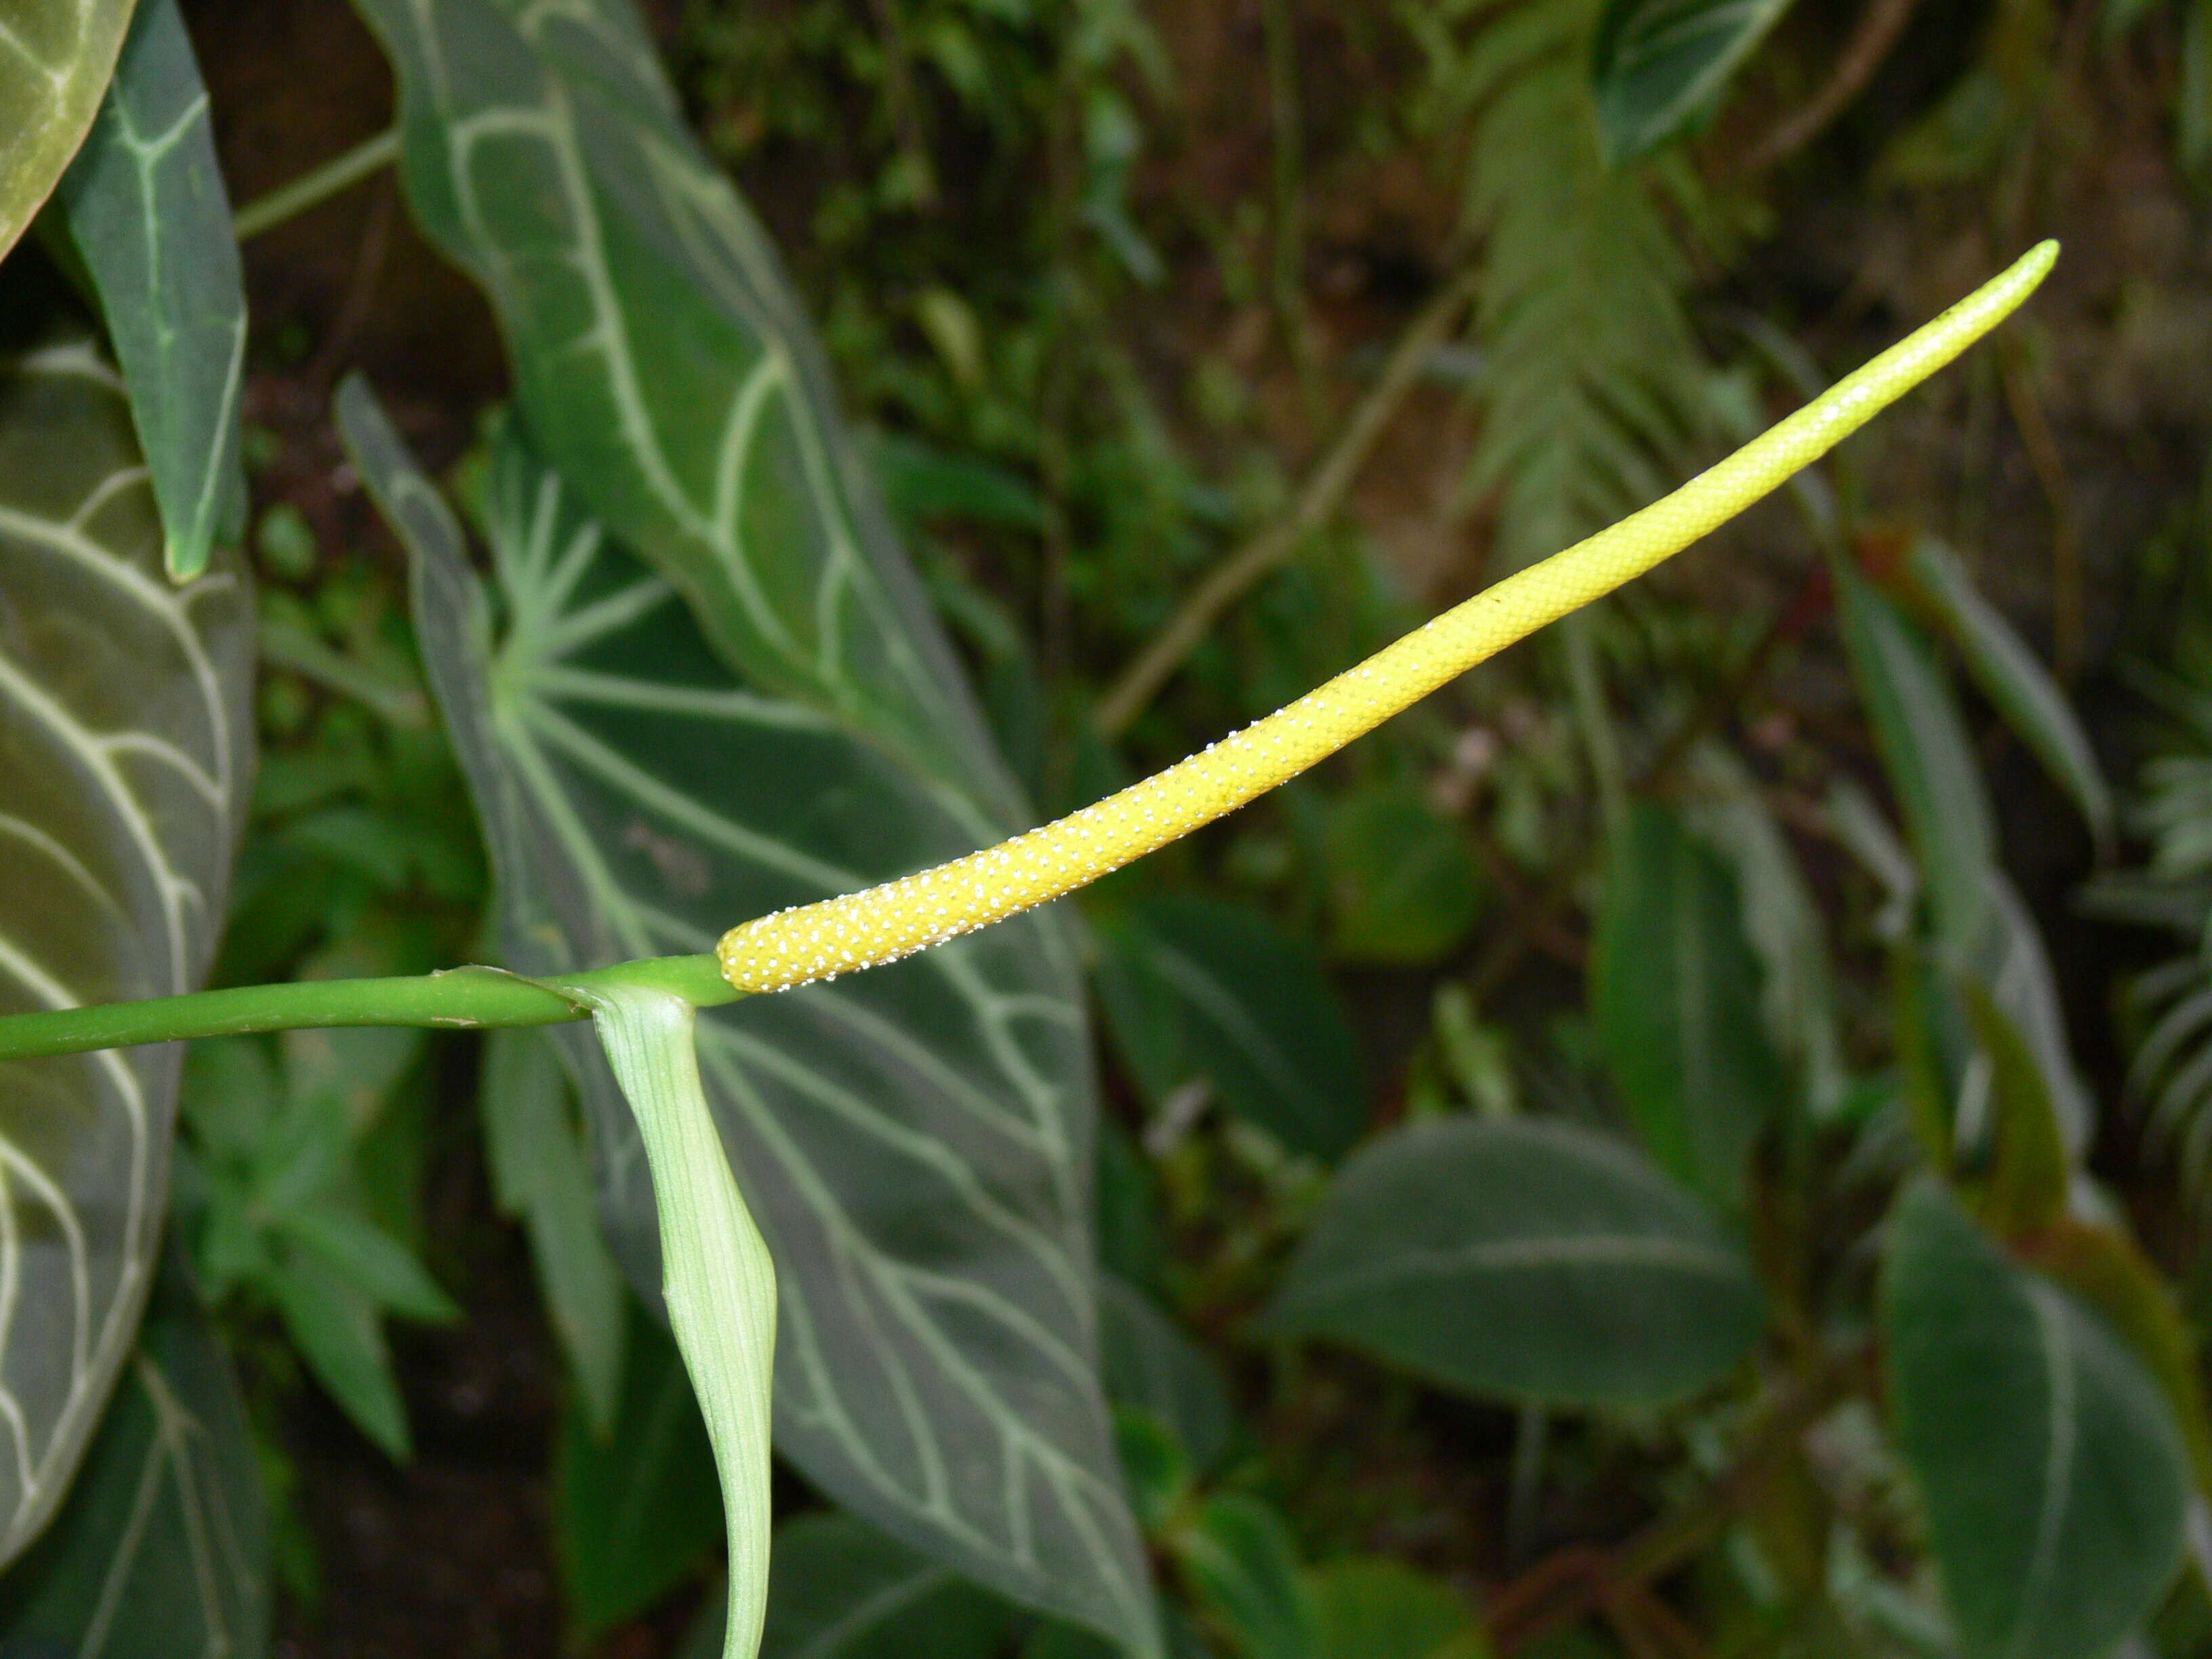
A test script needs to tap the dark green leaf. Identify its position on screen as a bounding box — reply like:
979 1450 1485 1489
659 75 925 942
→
482 1026 627 1438
1961 983 2070 1237
1836 562 1996 957
868 430 1048 534
1114 1408 1192 1535
56 0 247 582
1682 745 1845 1119
1305 1559 1487 1659
1902 537 2112 853
0 0 137 261
1171 1494 1318 1659
760 1513 1015 1659
0 1246 270 1658
1883 1181 2189 1659
1593 802 1786 1206
0 346 253 1561
1322 786 1484 967
282 1203 459 1324
350 0 1008 786
1591 0 1797 160
558 1300 725 1637
1098 1276 1234 1475
338 386 1151 1651
2102 0 2163 38
1836 566 2093 1149
265 1253 411 1458
1267 1118 1763 1410
178 1027 448 1458
1094 893 1368 1160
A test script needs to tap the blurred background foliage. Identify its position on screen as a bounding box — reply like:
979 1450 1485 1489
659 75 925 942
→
21 0 2212 1652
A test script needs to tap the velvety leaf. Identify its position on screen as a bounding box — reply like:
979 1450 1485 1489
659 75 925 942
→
1170 1494 1318 1659
1305 1559 1488 1659
1098 1276 1234 1475
0 0 137 262
1591 0 1797 160
337 387 1152 1652
1902 537 2112 853
1267 1118 1763 1410
1593 802 1786 1206
0 345 253 1562
56 0 247 582
482 1025 628 1438
557 1300 725 1637
0 1246 270 1658
349 0 1007 788
1094 893 1368 1160
2019 1215 2212 1497
760 1513 1016 1659
1883 1181 2189 1659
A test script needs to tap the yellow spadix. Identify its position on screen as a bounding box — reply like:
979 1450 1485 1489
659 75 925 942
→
719 241 2058 996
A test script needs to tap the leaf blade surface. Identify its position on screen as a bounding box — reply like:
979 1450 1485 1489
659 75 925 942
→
0 345 252 1561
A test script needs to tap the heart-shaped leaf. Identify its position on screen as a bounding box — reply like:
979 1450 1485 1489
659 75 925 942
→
348 0 1002 787
56 0 247 583
0 1244 270 1657
1883 1181 2189 1659
337 386 1153 1654
0 344 253 1562
1268 1117 1763 1409
0 0 138 262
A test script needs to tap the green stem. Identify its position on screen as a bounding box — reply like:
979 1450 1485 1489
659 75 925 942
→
234 127 401 243
0 954 737 1062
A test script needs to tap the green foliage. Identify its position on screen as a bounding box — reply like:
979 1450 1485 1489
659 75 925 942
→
1094 893 1368 1160
0 346 253 1564
1902 537 2114 853
760 1513 1016 1659
1414 0 1712 572
1268 1118 1764 1408
56 0 246 581
1169 1494 1320 1659
1306 1559 1488 1659
556 1303 726 1637
0 1247 270 1658
4 3 2207 1656
178 1029 457 1458
338 384 1149 1649
1322 786 1488 966
1882 1182 2190 1659
0 0 136 260
1097 1276 1236 1475
480 1027 627 1438
1590 0 1797 160
1592 802 1786 1206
